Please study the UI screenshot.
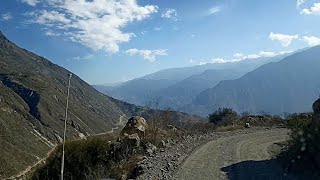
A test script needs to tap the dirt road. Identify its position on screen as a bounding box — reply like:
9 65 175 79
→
176 128 294 180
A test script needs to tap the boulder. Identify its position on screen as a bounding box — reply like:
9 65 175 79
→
123 133 140 147
167 124 178 132
121 116 148 137
145 143 157 156
313 98 320 125
313 98 320 114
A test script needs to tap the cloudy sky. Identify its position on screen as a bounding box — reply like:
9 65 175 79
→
1 0 320 84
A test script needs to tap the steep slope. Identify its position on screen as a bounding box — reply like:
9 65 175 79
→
0 32 139 178
186 46 320 116
0 31 202 178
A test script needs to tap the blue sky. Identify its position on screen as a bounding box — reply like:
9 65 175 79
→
1 0 320 85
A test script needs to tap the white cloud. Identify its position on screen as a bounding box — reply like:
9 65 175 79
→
207 6 221 15
302 36 320 46
141 31 147 35
27 0 158 54
126 48 168 62
161 8 178 21
69 54 94 61
154 27 162 31
301 3 320 15
258 51 277 57
198 50 291 65
45 30 60 36
269 32 299 47
36 10 71 25
1 13 12 21
297 0 306 8
21 0 39 6
233 51 278 60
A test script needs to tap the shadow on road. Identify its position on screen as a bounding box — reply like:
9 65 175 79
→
221 159 312 180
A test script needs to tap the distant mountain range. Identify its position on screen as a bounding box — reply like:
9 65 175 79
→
184 46 320 116
96 47 319 117
0 32 200 178
95 54 290 109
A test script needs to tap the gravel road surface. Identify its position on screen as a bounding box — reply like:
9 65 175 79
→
176 128 295 180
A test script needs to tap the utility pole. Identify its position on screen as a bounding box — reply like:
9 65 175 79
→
61 73 72 180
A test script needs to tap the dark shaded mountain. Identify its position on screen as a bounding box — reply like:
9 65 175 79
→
105 79 177 106
155 69 247 108
101 55 289 108
0 32 200 178
184 46 320 116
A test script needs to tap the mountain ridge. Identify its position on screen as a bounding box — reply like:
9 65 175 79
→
184 46 320 116
100 54 291 108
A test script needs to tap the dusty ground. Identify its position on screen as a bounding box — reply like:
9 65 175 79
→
137 127 289 180
175 128 298 180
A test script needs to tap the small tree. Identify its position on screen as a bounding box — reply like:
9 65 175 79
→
208 107 238 125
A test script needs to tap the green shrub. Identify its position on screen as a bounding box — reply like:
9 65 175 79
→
208 108 238 125
287 113 312 130
31 134 121 180
279 112 320 177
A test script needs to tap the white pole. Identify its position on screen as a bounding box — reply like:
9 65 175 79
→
61 73 72 180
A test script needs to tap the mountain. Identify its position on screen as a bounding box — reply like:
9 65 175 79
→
155 69 247 108
0 31 136 178
101 55 289 108
103 78 177 106
141 55 288 81
0 32 200 178
93 84 114 94
184 46 320 116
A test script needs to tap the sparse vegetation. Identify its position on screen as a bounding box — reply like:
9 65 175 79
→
286 113 312 130
278 111 320 178
208 107 285 129
208 107 238 125
31 132 148 180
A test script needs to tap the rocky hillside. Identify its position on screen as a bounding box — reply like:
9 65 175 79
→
0 31 133 178
0 32 200 178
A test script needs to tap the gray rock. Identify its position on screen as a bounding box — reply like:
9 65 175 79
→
146 143 157 156
121 116 148 137
313 98 320 114
123 133 140 147
160 140 166 148
312 98 320 125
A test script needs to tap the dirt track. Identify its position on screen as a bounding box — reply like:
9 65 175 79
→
176 128 295 180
